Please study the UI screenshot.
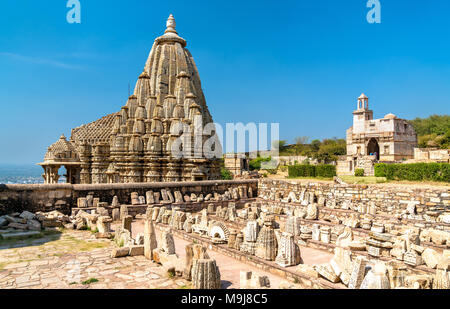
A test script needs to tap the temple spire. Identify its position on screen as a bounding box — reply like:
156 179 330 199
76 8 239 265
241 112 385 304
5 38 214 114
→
165 14 177 34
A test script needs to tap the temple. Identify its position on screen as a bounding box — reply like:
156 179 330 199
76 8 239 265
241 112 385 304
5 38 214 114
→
39 15 221 184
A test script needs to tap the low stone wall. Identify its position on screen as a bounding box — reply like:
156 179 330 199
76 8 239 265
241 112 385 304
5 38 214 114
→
258 179 450 216
0 180 258 215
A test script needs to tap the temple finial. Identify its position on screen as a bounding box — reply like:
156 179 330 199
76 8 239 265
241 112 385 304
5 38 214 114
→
165 14 177 34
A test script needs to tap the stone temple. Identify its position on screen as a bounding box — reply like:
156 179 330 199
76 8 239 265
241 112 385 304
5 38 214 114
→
39 15 221 184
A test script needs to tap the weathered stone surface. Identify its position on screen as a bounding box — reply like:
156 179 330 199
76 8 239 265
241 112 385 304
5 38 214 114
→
129 245 145 256
120 205 128 220
144 219 157 260
183 244 210 280
360 262 390 289
404 250 423 266
191 259 221 289
255 217 278 261
97 216 112 234
122 215 132 233
348 256 368 289
26 219 42 231
275 232 301 267
316 263 340 283
386 260 408 288
240 271 270 289
422 248 441 269
111 247 130 258
111 208 120 221
20 211 35 221
111 195 119 207
305 203 318 220
130 192 140 205
160 229 176 255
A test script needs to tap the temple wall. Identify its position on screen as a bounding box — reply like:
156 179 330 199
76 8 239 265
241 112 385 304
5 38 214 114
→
0 180 258 215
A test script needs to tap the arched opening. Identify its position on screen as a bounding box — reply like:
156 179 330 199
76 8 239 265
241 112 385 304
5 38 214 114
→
58 166 67 183
367 138 380 160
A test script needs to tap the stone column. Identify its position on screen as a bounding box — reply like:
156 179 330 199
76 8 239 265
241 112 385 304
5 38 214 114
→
191 259 221 289
122 215 132 234
144 218 157 260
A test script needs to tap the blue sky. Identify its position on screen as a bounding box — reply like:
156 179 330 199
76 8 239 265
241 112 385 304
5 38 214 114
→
0 0 449 164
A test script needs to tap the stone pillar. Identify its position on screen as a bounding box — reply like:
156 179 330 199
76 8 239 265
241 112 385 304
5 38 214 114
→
228 229 238 249
97 216 112 234
144 218 157 260
120 204 128 220
160 229 176 254
112 195 119 207
191 259 221 289
183 244 210 280
122 215 132 234
131 192 140 205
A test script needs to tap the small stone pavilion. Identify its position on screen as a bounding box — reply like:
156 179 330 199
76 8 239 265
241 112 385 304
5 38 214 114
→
38 15 221 184
337 94 418 176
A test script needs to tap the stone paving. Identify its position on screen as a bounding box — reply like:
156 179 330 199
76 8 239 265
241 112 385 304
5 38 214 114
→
0 223 334 289
0 229 189 289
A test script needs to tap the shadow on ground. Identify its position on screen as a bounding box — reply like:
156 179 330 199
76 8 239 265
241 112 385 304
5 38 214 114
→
0 230 62 250
221 280 233 289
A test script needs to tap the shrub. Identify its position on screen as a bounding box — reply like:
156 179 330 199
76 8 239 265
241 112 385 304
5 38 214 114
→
249 156 271 170
220 167 233 180
288 165 316 178
316 164 336 178
288 164 336 178
355 169 365 177
374 163 450 182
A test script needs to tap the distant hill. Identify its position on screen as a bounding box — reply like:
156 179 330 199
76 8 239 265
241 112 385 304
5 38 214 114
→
408 115 450 149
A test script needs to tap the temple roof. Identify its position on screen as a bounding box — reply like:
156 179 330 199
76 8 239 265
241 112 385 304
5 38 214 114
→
71 112 118 144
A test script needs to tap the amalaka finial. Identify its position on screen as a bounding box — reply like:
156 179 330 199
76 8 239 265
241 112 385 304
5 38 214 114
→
165 14 177 34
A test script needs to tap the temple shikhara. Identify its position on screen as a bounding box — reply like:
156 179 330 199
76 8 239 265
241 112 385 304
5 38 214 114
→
39 15 221 184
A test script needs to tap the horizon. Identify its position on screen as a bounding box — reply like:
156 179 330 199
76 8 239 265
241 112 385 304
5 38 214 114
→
1 0 450 165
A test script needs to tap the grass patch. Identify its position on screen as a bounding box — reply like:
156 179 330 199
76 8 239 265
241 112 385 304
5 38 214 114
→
82 278 99 285
340 176 387 184
287 176 334 181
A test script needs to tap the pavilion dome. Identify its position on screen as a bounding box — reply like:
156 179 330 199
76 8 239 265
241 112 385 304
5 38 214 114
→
384 113 397 119
43 134 79 162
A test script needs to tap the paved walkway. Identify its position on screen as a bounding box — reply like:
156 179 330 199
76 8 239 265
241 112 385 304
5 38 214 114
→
0 229 188 289
0 221 333 289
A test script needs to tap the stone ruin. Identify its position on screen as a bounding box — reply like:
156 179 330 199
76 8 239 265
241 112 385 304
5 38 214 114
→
3 177 449 290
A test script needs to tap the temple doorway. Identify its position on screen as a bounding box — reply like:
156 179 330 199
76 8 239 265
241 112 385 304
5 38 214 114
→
367 138 380 160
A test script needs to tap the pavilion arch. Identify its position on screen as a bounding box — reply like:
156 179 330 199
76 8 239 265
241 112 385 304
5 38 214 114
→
367 138 380 160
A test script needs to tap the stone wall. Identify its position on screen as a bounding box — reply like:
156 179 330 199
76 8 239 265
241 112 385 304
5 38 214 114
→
258 179 450 216
0 180 258 215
